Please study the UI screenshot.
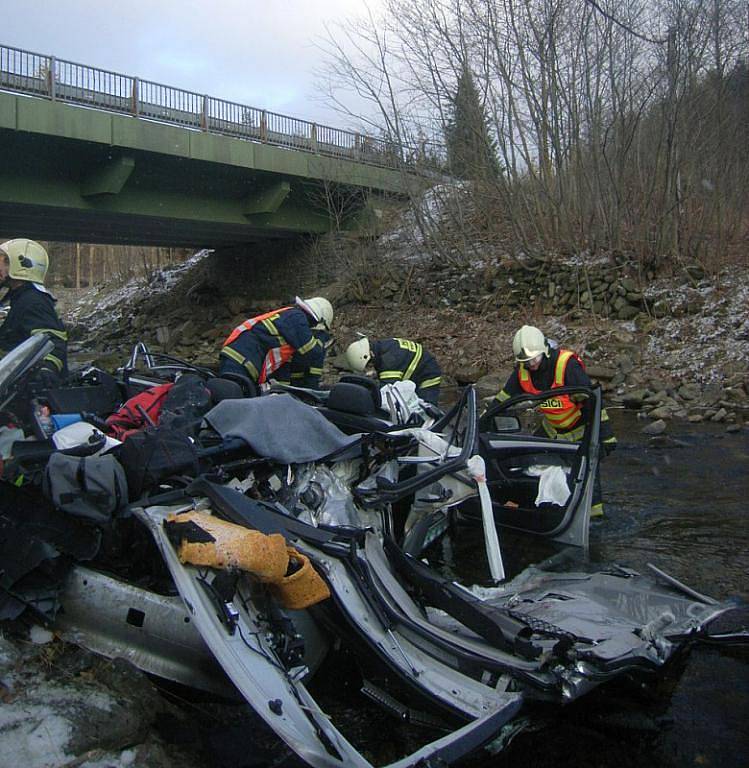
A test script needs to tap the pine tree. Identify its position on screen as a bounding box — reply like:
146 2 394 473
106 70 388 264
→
445 67 500 181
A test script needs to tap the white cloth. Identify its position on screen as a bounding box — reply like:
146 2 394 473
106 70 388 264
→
52 422 121 454
526 464 571 506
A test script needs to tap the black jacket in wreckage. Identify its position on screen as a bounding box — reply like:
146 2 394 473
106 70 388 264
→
371 337 442 405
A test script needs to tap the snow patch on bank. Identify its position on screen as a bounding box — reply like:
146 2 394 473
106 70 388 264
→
643 268 749 382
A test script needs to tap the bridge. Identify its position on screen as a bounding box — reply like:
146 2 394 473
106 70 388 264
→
0 44 419 247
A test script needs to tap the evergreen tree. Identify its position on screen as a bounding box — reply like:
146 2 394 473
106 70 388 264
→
445 67 500 181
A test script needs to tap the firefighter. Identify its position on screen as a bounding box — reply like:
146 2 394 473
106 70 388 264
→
494 325 617 518
0 239 68 383
344 336 442 406
274 327 334 388
219 296 333 394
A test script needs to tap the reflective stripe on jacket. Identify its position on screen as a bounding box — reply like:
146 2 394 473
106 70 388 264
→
373 338 441 388
517 349 584 432
221 306 322 384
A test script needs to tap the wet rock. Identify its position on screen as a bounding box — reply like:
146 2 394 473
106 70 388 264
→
648 434 689 448
688 414 704 423
726 423 742 433
622 388 651 408
648 406 673 420
711 408 728 423
642 419 667 435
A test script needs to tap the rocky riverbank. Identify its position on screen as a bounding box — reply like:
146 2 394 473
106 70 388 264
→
61 246 748 435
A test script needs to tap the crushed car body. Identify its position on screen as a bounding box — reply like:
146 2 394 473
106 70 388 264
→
0 334 747 767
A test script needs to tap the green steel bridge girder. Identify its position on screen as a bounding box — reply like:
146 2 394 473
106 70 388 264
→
0 91 407 247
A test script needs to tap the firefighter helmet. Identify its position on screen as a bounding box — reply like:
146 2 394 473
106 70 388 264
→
296 296 334 330
512 325 549 363
344 337 372 373
0 239 49 284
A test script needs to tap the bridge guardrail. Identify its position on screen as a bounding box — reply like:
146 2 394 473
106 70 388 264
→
0 43 437 171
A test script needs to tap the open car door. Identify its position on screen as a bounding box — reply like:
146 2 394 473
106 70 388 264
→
475 386 601 548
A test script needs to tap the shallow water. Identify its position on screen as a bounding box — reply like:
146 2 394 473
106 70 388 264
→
465 411 749 768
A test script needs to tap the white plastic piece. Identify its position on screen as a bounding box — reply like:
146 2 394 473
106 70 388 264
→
467 454 505 583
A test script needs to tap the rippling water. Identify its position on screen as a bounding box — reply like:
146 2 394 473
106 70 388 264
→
465 411 749 768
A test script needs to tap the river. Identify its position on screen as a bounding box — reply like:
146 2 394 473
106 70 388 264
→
467 411 749 768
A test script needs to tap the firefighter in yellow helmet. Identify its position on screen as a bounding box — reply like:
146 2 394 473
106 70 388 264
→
344 336 442 405
0 239 68 382
495 325 616 517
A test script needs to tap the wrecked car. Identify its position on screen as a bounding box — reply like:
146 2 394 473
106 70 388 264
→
1 334 746 768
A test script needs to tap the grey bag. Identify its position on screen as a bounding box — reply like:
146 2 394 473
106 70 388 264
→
43 452 128 523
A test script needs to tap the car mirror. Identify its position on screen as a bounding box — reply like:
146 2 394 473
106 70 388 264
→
492 415 521 432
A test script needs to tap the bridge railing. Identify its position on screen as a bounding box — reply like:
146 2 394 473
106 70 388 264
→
0 43 430 171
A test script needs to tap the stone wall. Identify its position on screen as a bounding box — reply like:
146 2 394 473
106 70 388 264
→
370 254 658 321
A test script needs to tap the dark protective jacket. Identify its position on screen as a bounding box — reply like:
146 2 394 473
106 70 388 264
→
372 338 442 405
219 306 325 389
495 346 616 447
0 283 68 377
275 328 331 389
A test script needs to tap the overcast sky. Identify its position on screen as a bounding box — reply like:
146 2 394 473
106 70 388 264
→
2 0 381 127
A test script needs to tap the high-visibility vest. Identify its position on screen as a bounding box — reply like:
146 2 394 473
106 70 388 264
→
517 349 584 432
222 307 295 383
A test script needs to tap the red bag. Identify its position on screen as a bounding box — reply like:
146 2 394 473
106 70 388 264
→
105 382 174 441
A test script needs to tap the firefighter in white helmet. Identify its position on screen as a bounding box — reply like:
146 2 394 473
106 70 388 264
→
0 238 68 382
495 325 616 517
219 296 333 394
344 336 442 405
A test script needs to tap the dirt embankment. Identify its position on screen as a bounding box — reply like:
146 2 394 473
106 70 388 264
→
59 244 748 432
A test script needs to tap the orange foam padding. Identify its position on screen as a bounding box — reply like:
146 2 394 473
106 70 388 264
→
167 510 289 582
269 547 331 610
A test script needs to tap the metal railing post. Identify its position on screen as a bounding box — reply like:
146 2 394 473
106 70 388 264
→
0 44 413 170
260 110 267 142
47 56 55 100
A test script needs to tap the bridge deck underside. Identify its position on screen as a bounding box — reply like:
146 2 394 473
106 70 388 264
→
0 93 404 247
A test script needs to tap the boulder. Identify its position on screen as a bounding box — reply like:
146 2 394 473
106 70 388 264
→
586 365 617 381
642 419 667 435
648 406 674 420
622 388 651 408
474 372 507 400
677 383 701 401
617 305 641 320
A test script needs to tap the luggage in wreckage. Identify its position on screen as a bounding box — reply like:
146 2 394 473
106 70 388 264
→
43 452 128 523
105 382 174 440
115 426 201 501
105 375 213 440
